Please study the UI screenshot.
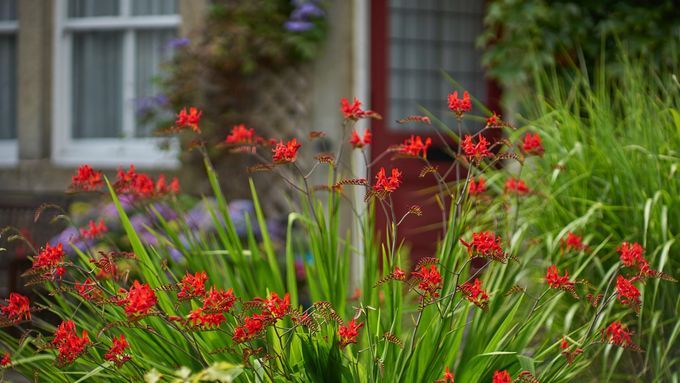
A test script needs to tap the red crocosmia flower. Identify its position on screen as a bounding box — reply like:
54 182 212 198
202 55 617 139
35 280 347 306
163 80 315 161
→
468 177 486 196
117 280 157 319
349 129 371 149
71 165 103 191
52 320 90 365
617 242 650 275
338 319 364 348
398 135 432 158
458 278 489 310
1 293 31 322
32 242 66 279
603 321 633 348
545 265 574 289
255 292 290 320
202 287 236 314
392 267 406 281
492 370 512 383
373 167 402 194
615 275 640 305
412 265 442 298
460 232 507 262
104 335 131 367
74 278 101 301
340 97 380 120
224 124 263 145
486 112 503 127
505 177 530 195
175 107 202 133
1 352 10 367
562 232 588 253
154 174 180 195
447 90 472 118
522 132 544 156
559 336 583 364
187 307 226 328
177 271 208 301
272 139 301 164
79 219 108 239
461 135 492 161
437 366 454 383
232 313 266 343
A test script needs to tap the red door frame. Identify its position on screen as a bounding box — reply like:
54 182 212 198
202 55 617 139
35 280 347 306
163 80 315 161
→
369 0 502 260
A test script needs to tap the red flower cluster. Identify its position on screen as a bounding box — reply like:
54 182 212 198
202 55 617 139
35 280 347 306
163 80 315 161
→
338 319 364 348
460 232 506 262
79 219 108 239
562 232 588 253
177 271 208 301
71 165 103 191
203 287 236 314
522 133 544 156
560 336 583 365
233 313 266 343
104 335 131 367
492 370 512 383
272 139 301 164
447 90 471 117
436 367 454 383
615 275 640 306
74 278 101 301
412 265 442 298
224 124 264 146
114 165 179 198
617 242 651 275
254 292 291 320
486 112 504 127
373 167 402 194
468 177 486 196
603 321 632 348
117 280 157 319
340 97 380 120
458 278 489 310
398 135 432 158
505 177 530 195
1 293 31 322
32 243 66 278
461 135 492 161
349 129 371 149
1 352 10 367
175 107 202 133
545 265 575 290
52 320 90 365
187 307 226 328
392 267 406 281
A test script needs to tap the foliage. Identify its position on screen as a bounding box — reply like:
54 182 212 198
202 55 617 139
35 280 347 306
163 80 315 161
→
0 64 677 382
478 0 680 90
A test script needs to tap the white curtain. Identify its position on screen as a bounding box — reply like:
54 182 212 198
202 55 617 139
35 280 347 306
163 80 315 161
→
132 0 177 16
72 32 123 138
0 34 16 139
388 0 487 130
68 0 119 18
135 28 176 137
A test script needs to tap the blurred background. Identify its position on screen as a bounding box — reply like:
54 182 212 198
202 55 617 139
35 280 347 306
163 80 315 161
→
0 0 677 295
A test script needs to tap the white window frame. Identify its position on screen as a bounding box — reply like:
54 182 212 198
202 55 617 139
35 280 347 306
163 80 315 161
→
52 0 180 169
0 15 18 166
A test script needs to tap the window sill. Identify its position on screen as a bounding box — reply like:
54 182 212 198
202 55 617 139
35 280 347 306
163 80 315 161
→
52 138 180 169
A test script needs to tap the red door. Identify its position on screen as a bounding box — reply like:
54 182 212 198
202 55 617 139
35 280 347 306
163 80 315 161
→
370 0 500 260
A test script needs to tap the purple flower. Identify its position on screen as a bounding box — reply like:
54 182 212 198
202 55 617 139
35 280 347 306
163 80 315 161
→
291 3 324 20
285 20 315 32
167 37 190 48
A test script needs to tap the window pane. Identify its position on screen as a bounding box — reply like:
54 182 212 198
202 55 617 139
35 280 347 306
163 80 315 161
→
132 0 177 16
388 0 487 131
72 32 123 138
0 0 16 21
0 34 16 139
134 29 176 137
68 0 119 18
